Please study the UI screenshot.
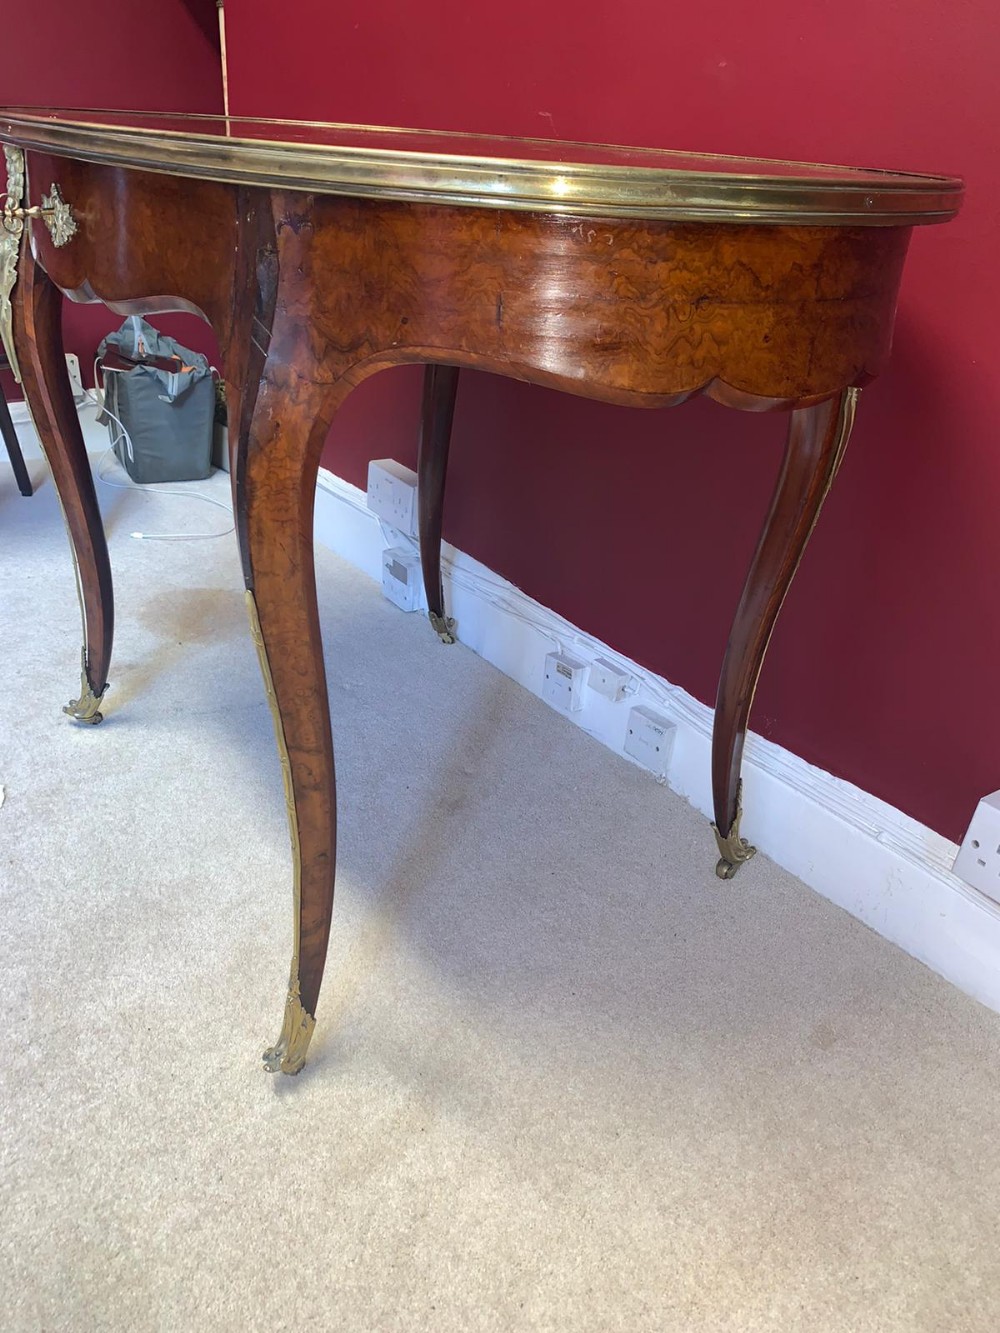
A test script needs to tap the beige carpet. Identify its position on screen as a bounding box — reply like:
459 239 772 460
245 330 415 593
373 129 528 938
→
2 452 1000 1333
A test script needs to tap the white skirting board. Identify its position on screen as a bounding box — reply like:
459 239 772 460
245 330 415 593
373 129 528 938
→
313 464 1000 1017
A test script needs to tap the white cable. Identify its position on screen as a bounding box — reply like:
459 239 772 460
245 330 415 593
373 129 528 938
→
94 399 134 463
96 449 234 541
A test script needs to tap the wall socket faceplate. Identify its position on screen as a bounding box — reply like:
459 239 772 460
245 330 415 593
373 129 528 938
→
624 705 676 778
381 546 423 613
542 651 588 713
65 353 85 404
953 790 1000 905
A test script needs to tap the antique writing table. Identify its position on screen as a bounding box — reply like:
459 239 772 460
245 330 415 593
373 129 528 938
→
0 110 962 1075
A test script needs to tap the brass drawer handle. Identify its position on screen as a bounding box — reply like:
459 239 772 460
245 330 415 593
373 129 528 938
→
2 181 77 246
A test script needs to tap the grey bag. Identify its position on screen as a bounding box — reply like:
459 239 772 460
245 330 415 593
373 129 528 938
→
98 316 215 484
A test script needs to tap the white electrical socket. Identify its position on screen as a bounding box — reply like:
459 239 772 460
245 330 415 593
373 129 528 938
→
381 547 423 613
367 458 418 537
589 656 631 702
542 651 588 713
65 353 85 404
623 705 676 778
953 791 1000 905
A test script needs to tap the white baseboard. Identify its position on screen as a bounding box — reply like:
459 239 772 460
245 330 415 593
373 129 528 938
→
314 465 1000 1017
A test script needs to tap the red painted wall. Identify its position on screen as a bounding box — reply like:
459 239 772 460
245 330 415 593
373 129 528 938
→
221 0 999 843
1 2 222 398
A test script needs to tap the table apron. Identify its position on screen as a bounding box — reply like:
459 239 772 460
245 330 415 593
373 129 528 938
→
23 155 911 411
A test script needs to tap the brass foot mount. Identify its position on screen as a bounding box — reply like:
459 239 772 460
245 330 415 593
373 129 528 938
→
429 610 456 644
262 982 316 1076
711 783 757 880
63 662 108 725
712 831 757 880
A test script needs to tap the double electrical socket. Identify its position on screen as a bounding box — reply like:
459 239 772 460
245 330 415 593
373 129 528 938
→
623 705 675 778
953 790 1000 906
367 460 422 613
367 458 418 537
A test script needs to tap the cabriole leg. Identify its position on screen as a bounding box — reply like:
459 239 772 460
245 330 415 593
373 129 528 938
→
711 388 859 879
417 363 460 642
238 388 338 1073
238 393 337 1074
223 186 355 1077
13 235 113 723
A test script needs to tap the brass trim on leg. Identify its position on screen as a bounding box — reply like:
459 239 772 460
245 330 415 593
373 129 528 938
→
5 170 109 721
50 451 111 724
1 146 24 380
711 780 757 880
3 148 78 380
829 386 859 485
245 588 317 1075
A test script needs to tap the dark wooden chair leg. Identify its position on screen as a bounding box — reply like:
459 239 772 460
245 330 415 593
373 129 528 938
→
417 363 460 642
13 241 113 722
711 387 859 879
0 380 33 496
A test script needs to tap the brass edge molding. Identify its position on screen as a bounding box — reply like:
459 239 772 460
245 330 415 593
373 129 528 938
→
0 112 963 226
245 588 316 1075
